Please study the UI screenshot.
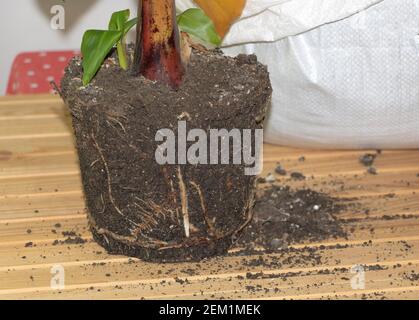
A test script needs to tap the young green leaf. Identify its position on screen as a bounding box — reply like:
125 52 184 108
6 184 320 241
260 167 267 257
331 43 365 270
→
108 9 137 35
124 17 138 35
108 9 137 70
81 30 123 85
108 9 130 32
119 17 138 69
177 8 221 47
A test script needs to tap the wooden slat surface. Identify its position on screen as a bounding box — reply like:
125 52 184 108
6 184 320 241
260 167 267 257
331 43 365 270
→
1 94 419 300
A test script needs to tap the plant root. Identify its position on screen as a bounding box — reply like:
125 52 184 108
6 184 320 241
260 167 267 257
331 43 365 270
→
90 133 139 228
105 113 127 134
88 210 169 248
190 181 219 238
177 166 190 238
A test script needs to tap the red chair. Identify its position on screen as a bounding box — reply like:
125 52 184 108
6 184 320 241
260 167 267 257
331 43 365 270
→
6 50 80 95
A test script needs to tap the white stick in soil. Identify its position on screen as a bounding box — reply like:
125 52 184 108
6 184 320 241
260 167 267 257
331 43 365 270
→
177 166 190 238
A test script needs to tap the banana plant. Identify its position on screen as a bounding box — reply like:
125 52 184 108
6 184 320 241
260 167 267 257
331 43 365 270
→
133 0 185 88
81 0 246 88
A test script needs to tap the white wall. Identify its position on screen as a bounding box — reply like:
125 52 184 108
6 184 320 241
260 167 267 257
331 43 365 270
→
0 0 138 95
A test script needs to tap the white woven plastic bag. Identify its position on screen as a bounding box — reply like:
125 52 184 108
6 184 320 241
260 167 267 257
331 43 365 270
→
178 0 419 149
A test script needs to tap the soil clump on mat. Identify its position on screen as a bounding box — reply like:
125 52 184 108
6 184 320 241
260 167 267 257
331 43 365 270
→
238 185 348 251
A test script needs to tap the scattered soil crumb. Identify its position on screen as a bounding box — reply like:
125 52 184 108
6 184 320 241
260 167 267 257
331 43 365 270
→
52 230 87 245
359 153 377 167
265 173 276 183
275 164 287 176
359 152 381 175
62 231 77 237
404 272 419 281
290 172 306 181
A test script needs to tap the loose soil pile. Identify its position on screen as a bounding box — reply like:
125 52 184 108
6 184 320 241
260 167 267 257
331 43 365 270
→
238 185 348 251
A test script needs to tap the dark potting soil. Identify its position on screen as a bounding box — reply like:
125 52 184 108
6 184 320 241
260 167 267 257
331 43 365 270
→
61 49 272 262
237 185 347 251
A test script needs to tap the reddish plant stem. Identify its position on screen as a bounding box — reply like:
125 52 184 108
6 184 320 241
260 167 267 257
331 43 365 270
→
133 0 185 89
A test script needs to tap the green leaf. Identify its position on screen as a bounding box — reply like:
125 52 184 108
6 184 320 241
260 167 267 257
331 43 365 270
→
124 17 138 35
108 10 137 70
81 30 123 85
177 8 221 47
80 9 138 85
109 10 137 35
108 9 130 32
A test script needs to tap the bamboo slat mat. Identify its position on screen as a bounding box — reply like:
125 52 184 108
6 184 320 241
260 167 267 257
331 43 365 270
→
1 94 419 300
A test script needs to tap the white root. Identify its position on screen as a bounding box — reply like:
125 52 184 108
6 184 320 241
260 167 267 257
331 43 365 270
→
177 166 190 238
